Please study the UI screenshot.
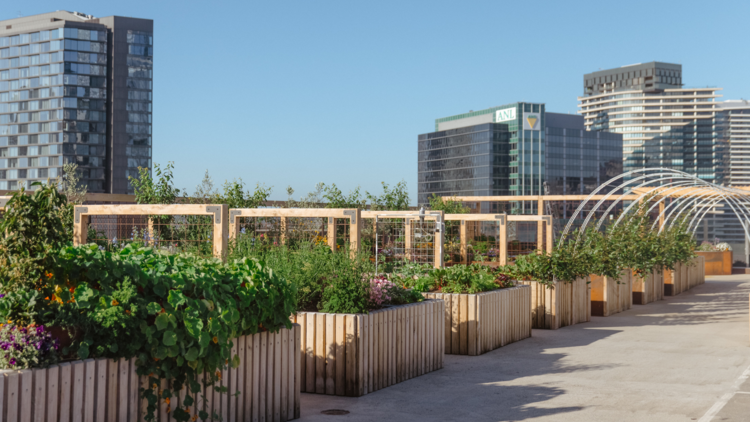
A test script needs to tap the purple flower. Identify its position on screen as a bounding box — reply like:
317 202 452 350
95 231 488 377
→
0 294 5 299
9 358 15 366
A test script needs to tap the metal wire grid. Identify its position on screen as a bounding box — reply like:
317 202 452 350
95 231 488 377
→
444 221 462 266
86 214 214 255
236 216 325 250
507 221 541 261
466 221 502 266
367 218 437 273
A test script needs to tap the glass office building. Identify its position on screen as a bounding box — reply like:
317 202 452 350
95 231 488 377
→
418 102 623 206
0 11 153 193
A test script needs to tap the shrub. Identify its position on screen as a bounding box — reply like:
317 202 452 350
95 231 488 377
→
0 182 72 292
0 324 59 369
49 243 295 421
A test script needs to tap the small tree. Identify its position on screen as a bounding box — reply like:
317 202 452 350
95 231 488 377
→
59 163 87 205
366 180 410 211
428 194 469 214
128 162 182 205
217 179 271 209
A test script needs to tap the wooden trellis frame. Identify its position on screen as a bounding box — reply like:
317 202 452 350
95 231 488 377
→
228 208 362 254
444 214 553 266
361 210 445 269
72 204 229 260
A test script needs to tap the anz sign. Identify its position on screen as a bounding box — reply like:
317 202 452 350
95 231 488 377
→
495 108 517 123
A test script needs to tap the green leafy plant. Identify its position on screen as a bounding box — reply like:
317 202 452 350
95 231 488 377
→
0 182 72 293
402 264 510 294
51 243 296 421
366 180 410 211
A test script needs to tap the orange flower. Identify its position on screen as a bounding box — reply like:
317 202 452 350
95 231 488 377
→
160 308 165 314
154 357 159 362
166 406 171 413
45 272 53 279
111 299 119 306
216 371 221 379
212 336 218 344
69 287 74 293
165 397 170 405
192 416 197 421
125 310 131 315
152 383 158 390
45 297 50 301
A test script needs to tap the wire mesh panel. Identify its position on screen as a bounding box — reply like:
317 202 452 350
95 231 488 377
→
86 213 215 256
466 221 502 266
365 217 439 273
507 221 539 262
232 216 330 253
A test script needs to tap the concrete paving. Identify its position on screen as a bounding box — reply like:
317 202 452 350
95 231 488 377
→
299 275 750 422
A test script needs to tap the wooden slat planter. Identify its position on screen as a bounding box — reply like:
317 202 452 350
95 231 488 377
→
696 251 732 275
590 270 633 316
520 278 590 330
422 285 531 356
293 299 444 397
632 268 664 305
663 256 707 296
0 326 301 422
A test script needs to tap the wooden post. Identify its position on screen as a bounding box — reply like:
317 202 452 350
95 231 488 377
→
349 209 361 256
213 204 229 262
404 218 412 261
280 217 289 245
537 196 544 251
659 200 665 230
498 215 507 265
460 220 468 264
544 216 553 254
327 217 337 252
73 206 88 246
434 213 444 269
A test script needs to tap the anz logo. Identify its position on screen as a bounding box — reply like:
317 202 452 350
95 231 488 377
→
495 108 517 123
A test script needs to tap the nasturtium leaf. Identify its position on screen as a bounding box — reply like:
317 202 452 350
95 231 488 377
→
167 345 179 357
184 317 203 339
155 346 168 360
185 347 199 362
78 343 90 360
155 313 170 331
231 354 240 369
147 302 162 315
168 290 186 308
163 330 177 346
199 332 210 348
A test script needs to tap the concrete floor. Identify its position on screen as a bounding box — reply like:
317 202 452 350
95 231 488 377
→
299 275 750 422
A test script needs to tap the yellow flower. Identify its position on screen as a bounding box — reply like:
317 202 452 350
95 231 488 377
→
111 299 119 306
216 371 222 379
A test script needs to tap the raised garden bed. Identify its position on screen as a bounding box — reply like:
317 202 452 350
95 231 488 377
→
293 299 444 397
632 268 664 305
696 251 731 276
590 270 632 317
423 285 531 356
519 278 590 330
0 327 301 422
664 258 704 296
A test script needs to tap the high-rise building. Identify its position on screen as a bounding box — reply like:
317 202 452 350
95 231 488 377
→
578 62 727 183
0 11 153 194
717 100 750 187
417 102 623 206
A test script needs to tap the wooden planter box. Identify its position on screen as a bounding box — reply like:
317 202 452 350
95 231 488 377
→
519 278 590 330
632 268 664 305
0 326 301 422
696 251 731 275
590 270 633 316
663 256 707 296
422 285 531 356
293 299 444 397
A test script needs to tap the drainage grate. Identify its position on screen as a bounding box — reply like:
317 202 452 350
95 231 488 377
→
321 409 350 415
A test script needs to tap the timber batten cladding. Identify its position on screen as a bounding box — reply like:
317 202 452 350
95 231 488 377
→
590 270 633 317
423 285 531 356
293 300 444 397
0 326 301 422
519 278 591 330
632 268 664 305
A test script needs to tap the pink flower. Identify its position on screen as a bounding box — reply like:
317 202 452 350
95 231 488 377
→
369 276 393 306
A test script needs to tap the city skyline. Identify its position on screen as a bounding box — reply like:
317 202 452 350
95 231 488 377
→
1 1 749 202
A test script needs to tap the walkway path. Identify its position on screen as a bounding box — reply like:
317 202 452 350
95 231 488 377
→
299 275 750 421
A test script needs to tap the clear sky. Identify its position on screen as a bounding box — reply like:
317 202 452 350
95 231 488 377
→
4 0 749 203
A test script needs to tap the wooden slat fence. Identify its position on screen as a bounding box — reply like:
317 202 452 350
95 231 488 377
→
422 285 531 356
0 326 300 422
590 270 633 317
664 257 705 296
293 299 444 397
520 278 591 330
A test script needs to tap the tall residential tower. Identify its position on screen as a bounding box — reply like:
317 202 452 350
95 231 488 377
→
0 11 153 193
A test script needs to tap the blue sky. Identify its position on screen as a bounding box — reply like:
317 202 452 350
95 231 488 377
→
4 0 749 203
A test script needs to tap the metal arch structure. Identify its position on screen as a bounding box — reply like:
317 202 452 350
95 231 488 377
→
559 168 750 253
